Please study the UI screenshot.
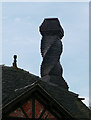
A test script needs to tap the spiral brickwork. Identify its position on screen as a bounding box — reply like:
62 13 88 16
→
40 18 68 89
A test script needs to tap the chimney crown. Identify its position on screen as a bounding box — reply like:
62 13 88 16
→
40 18 64 39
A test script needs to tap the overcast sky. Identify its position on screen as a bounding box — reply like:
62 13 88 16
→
2 2 89 106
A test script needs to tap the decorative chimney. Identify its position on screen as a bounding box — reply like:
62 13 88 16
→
13 55 17 68
40 18 68 90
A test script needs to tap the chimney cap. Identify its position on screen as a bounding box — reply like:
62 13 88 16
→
39 18 64 38
14 55 17 59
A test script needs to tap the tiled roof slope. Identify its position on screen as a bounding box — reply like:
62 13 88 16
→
2 66 91 119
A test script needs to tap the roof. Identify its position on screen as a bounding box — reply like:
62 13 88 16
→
2 66 91 120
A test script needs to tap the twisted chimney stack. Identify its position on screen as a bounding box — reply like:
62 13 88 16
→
40 18 68 90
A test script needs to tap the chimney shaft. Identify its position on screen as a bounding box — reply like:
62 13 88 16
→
40 18 68 90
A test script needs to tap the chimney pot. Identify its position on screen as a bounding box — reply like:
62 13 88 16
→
13 55 17 68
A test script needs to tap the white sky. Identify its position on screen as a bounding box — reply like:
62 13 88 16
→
1 2 89 106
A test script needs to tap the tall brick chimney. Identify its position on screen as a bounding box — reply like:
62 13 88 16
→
40 18 68 90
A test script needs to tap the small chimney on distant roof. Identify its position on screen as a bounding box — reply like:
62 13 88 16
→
13 55 17 68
